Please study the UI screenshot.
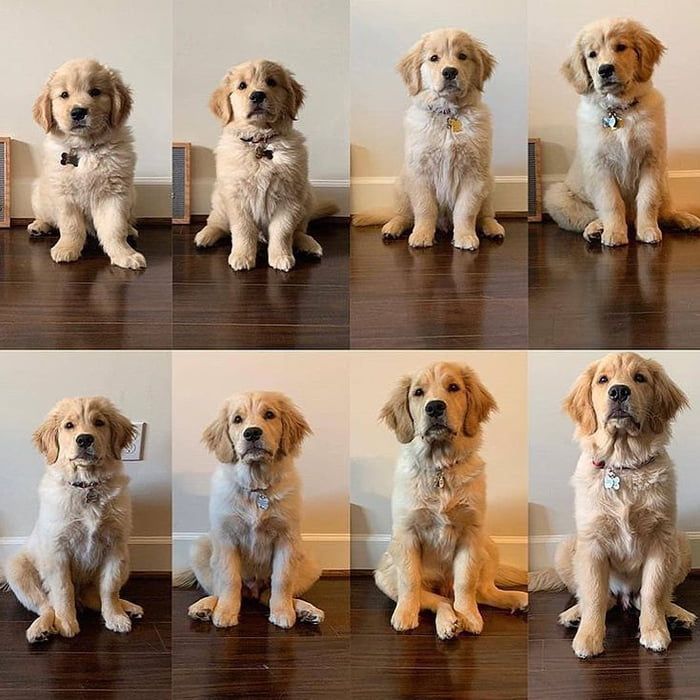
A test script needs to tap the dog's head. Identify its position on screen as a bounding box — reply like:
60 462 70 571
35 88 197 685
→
398 28 495 102
562 18 665 97
33 396 135 470
380 362 497 447
564 353 687 440
203 391 311 466
33 59 132 137
209 59 305 130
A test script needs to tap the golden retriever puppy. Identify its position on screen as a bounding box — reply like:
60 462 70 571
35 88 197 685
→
375 362 528 640
2 397 141 643
353 28 504 250
530 353 696 658
29 59 145 269
175 391 324 628
195 60 335 272
545 18 700 246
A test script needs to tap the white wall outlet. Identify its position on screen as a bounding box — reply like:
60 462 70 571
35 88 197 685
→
122 422 145 461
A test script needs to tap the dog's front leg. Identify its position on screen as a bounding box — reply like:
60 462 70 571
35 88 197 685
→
225 199 258 271
269 538 298 628
45 558 80 638
585 170 627 247
211 543 242 627
99 551 133 633
636 160 663 244
391 534 422 631
571 540 609 658
452 181 487 251
453 542 484 634
639 537 675 652
406 179 438 248
267 209 303 272
93 196 147 269
52 201 87 263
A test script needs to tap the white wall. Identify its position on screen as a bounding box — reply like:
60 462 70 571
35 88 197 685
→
350 0 527 213
172 351 350 571
529 350 700 570
0 351 171 571
174 0 350 215
0 0 172 218
350 350 528 570
529 0 700 213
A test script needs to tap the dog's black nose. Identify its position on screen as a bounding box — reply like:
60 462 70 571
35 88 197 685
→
249 91 266 104
598 64 615 78
608 384 631 402
243 426 263 442
425 400 446 417
442 67 458 80
71 106 88 120
76 433 94 448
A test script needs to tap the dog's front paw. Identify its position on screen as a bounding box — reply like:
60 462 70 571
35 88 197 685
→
28 219 54 237
54 613 80 638
187 595 218 622
481 217 505 239
455 603 484 635
572 625 605 658
636 225 663 244
51 242 82 263
640 624 671 652
212 602 239 628
26 614 56 644
228 251 256 271
408 227 435 248
435 606 461 640
391 602 420 632
295 600 325 625
269 601 297 629
110 250 147 270
558 604 581 628
104 611 132 633
382 218 407 239
601 227 629 248
269 252 296 272
453 231 480 251
194 226 223 248
582 219 604 242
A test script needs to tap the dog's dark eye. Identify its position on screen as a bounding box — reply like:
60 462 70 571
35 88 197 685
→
266 78 277 87
457 53 467 61
414 387 424 397
598 375 608 384
64 421 74 429
429 54 439 62
88 88 101 97
615 44 627 52
94 418 105 427
634 373 646 383
448 383 460 392
60 91 69 99
238 81 247 90
264 410 275 420
588 51 597 59
233 415 243 424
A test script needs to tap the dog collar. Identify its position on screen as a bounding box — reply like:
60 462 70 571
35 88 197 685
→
240 134 275 160
433 461 482 489
68 478 107 504
593 454 657 491
601 98 639 130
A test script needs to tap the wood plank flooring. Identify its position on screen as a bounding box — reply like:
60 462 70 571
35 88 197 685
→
529 577 700 699
0 226 172 349
173 220 349 349
350 220 528 349
529 221 700 349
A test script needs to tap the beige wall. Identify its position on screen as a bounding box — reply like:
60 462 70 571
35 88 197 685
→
350 0 527 213
172 351 350 571
174 0 350 215
529 351 700 569
529 0 700 212
0 351 171 571
350 351 528 570
0 0 172 218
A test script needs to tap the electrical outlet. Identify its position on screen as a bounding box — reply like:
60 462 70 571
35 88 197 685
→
122 422 145 461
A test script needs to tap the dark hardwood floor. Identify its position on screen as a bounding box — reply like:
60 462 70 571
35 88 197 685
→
529 222 700 349
0 226 172 349
173 220 349 349
529 577 700 699
172 577 350 699
0 574 171 698
351 575 527 699
350 221 527 349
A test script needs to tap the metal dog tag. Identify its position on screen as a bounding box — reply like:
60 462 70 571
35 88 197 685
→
256 492 270 510
604 470 620 490
447 117 463 133
602 112 621 130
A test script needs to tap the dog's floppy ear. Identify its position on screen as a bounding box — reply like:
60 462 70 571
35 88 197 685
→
561 35 593 94
202 403 235 463
107 67 133 128
397 37 424 96
462 367 497 437
379 376 414 443
648 360 688 433
102 400 136 459
563 362 598 435
634 26 666 83
32 407 62 464
285 73 305 120
209 78 234 124
279 397 312 457
474 41 496 91
32 81 54 133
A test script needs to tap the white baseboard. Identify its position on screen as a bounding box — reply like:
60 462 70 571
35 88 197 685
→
0 535 171 572
350 175 527 214
351 533 527 571
172 531 350 572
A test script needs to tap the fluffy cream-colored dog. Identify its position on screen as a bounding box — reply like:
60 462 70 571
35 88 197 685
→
175 391 324 629
545 18 700 246
353 28 504 250
375 362 528 640
530 353 696 658
29 59 146 269
195 60 335 272
2 397 141 643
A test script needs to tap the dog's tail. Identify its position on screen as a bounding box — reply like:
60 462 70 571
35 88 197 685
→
528 567 566 592
311 200 339 221
351 208 395 227
173 568 198 589
544 182 597 233
495 563 528 587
